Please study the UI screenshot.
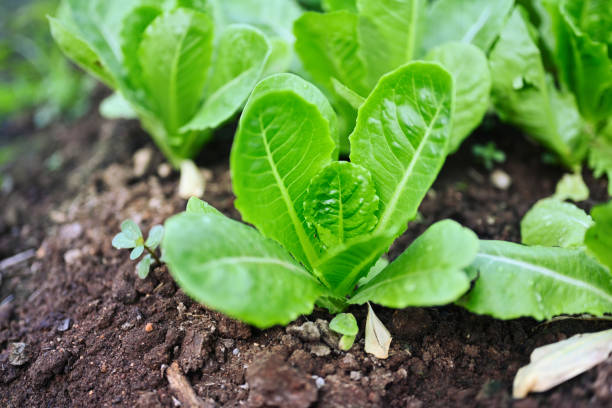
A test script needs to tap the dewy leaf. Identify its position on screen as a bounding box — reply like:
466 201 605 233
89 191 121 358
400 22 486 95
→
350 62 454 237
554 172 590 202
425 42 491 153
231 74 336 269
521 198 594 248
421 0 514 53
183 25 271 132
145 225 164 249
294 11 370 97
185 197 222 216
137 254 153 279
489 7 588 167
303 161 379 248
513 329 612 399
162 212 326 328
350 220 478 307
585 202 612 270
459 241 612 320
365 303 391 359
139 8 213 132
357 0 425 87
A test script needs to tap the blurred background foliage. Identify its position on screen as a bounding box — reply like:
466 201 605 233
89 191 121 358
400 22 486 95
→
0 0 94 128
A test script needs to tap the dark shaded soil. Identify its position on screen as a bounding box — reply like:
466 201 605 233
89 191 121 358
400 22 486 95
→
0 111 611 408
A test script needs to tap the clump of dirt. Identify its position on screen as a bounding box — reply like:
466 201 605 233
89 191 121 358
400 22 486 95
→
0 112 610 407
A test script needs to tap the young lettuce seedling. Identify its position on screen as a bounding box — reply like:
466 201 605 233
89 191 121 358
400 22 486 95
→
161 64 481 334
329 313 358 351
50 0 298 190
112 220 163 279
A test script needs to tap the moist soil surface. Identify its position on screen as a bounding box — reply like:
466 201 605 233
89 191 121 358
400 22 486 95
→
0 108 611 408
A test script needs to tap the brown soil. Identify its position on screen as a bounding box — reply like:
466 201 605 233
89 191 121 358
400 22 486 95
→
0 110 610 408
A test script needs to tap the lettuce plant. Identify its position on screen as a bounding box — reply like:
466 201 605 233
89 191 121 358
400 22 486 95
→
49 0 298 169
161 64 485 328
293 0 509 153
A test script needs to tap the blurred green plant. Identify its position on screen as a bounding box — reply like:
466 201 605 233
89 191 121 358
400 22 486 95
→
0 0 94 127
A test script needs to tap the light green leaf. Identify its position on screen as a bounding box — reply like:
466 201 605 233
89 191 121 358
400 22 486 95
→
139 8 214 132
145 225 164 249
294 11 370 97
182 25 270 132
331 78 365 110
459 240 612 320
130 245 144 260
99 92 137 119
588 135 612 196
186 197 222 215
554 172 590 201
162 212 326 328
323 0 357 12
231 74 336 269
120 219 143 241
137 254 153 279
521 198 594 248
112 233 138 249
304 161 379 248
421 0 514 53
350 220 478 307
357 0 425 87
425 42 491 153
490 8 588 167
357 256 389 287
329 313 358 336
350 62 454 237
585 202 612 270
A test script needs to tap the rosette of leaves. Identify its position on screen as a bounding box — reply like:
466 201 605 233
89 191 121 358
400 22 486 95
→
161 63 484 328
112 220 163 279
49 0 298 171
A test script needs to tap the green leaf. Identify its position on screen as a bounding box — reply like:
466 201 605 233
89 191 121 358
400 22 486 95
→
294 11 370 97
521 198 594 248
585 202 612 270
183 25 271 132
459 240 612 320
48 16 116 87
588 135 612 196
112 233 138 249
145 225 164 249
490 7 588 167
139 8 214 132
329 313 358 336
421 0 514 53
130 245 144 260
186 197 222 215
555 0 612 122
357 0 425 87
425 42 491 153
232 74 336 269
137 254 153 279
350 62 454 237
99 92 137 119
120 219 143 241
357 256 389 287
323 0 357 12
331 78 365 110
162 212 327 328
554 172 591 201
350 220 478 307
304 161 379 248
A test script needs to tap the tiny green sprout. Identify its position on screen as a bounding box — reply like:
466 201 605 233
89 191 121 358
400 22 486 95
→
112 220 163 279
472 141 506 170
329 313 358 351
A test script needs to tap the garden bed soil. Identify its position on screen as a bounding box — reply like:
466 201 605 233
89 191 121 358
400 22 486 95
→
1 109 611 408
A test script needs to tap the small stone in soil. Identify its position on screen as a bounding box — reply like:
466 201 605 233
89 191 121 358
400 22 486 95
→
316 318 341 349
287 321 320 343
8 342 30 366
56 318 71 332
145 323 154 332
490 169 512 190
310 343 331 357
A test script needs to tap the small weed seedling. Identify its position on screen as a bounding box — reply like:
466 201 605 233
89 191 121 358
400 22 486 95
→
112 220 163 279
472 142 506 170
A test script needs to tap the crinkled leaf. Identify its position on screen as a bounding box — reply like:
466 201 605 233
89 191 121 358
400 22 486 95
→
521 198 593 248
490 8 588 167
421 0 514 53
357 0 425 87
350 220 478 307
425 42 491 153
329 313 358 336
162 212 326 328
183 25 270 131
137 254 153 279
139 8 213 132
350 62 453 237
130 245 144 260
585 202 612 270
186 197 222 215
231 74 336 269
145 225 164 249
304 161 379 248
459 240 612 320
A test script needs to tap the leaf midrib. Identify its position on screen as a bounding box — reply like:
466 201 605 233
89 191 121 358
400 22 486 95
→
168 15 191 132
477 253 612 303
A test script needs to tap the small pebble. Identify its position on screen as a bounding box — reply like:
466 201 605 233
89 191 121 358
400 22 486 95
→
100 362 108 373
121 322 134 331
8 342 30 366
350 371 362 381
63 249 82 265
310 343 331 357
57 318 71 332
145 323 154 332
157 163 172 178
490 169 512 190
133 147 153 177
312 375 325 389
287 321 320 343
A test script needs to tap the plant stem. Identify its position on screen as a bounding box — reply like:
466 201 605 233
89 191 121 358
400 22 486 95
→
144 246 162 265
